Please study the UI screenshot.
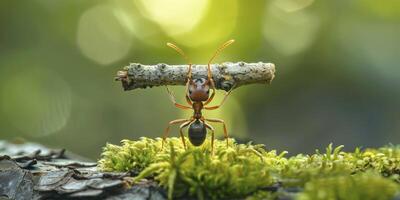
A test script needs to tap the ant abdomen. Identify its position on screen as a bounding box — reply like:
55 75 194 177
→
188 120 207 146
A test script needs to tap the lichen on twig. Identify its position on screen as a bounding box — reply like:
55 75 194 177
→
115 62 275 91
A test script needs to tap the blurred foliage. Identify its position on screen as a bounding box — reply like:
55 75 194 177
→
0 0 400 159
298 172 399 200
99 138 400 199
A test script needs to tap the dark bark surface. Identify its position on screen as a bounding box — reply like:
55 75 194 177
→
0 141 166 200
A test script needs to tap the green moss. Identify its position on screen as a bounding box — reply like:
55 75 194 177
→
99 139 400 200
99 137 279 199
298 172 399 200
280 144 400 187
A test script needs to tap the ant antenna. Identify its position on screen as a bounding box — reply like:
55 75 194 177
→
167 43 192 79
207 39 235 82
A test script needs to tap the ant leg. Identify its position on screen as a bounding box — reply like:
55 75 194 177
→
203 90 215 106
166 86 191 109
205 39 235 105
204 67 216 106
204 122 215 155
162 119 190 149
179 120 194 149
184 80 193 106
205 118 229 147
185 94 193 106
204 85 234 110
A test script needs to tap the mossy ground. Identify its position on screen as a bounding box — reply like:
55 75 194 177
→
98 137 400 200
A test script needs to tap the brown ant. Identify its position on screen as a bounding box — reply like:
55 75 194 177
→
162 39 235 154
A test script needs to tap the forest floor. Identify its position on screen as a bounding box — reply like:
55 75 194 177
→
2 138 400 200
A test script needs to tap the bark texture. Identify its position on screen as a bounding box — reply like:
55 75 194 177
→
115 62 275 91
0 141 166 200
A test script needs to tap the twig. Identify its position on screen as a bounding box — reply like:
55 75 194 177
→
115 62 275 91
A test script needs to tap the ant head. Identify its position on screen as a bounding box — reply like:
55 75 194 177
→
188 78 210 101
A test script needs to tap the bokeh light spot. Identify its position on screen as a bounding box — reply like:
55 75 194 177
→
272 0 314 12
171 0 238 47
263 3 319 56
357 0 400 19
136 0 209 37
1 68 72 137
77 4 133 65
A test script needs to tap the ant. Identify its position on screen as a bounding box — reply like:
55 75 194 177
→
162 39 235 154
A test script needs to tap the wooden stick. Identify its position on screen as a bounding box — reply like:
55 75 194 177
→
115 62 275 91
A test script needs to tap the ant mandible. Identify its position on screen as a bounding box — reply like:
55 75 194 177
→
162 39 235 154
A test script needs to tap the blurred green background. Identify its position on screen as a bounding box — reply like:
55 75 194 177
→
1 0 399 159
